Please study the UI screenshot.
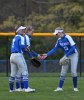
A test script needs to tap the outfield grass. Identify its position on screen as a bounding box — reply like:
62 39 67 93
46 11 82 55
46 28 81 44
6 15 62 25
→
0 73 84 100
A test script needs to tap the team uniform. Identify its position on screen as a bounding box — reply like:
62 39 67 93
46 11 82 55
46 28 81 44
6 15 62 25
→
47 34 78 91
25 34 31 46
24 34 38 57
24 34 32 56
9 34 29 92
15 33 35 92
19 34 31 90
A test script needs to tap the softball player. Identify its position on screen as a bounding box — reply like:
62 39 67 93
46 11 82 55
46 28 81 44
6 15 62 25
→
9 26 35 92
15 26 36 92
42 27 79 92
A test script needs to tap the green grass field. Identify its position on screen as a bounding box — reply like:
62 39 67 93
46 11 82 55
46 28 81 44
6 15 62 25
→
0 73 84 100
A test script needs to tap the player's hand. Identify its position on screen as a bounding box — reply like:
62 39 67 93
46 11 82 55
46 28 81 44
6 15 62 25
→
37 54 41 60
39 54 47 60
59 56 70 65
25 46 30 51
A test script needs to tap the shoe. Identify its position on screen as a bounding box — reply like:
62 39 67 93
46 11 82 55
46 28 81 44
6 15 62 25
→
9 90 14 92
54 87 63 92
20 88 25 92
15 88 24 92
74 88 79 91
24 87 35 92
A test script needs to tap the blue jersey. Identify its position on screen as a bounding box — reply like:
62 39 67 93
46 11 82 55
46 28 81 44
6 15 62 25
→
47 34 77 57
11 34 26 53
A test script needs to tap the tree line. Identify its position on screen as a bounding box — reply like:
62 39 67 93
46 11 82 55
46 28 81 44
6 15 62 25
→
0 0 84 59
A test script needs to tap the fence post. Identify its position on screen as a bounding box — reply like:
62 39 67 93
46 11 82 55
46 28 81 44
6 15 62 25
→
43 60 47 72
79 37 82 77
6 36 9 76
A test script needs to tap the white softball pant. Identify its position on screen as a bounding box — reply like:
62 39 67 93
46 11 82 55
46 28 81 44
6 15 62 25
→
10 53 28 77
61 52 78 77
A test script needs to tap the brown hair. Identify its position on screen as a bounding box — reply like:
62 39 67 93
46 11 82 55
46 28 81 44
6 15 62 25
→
25 26 33 33
55 27 64 30
15 25 20 34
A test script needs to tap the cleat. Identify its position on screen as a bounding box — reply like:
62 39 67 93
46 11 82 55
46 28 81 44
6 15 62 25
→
15 88 24 92
54 87 63 92
20 88 25 92
74 88 79 92
24 87 35 92
9 90 14 92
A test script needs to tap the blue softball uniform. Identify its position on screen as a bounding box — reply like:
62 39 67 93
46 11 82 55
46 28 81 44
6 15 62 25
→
47 34 79 90
11 34 26 53
47 34 77 57
9 33 29 91
24 34 38 57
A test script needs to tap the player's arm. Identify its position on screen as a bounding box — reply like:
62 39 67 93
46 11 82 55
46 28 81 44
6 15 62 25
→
39 45 59 60
18 36 27 51
47 42 60 56
66 35 77 57
24 35 31 51
47 46 58 56
31 50 39 57
25 35 30 47
23 50 39 58
39 41 60 60
66 45 77 57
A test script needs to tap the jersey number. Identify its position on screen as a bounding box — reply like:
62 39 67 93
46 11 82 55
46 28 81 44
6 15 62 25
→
64 46 69 51
12 38 15 48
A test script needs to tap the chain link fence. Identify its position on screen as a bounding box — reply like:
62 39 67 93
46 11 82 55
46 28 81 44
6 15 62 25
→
0 36 84 77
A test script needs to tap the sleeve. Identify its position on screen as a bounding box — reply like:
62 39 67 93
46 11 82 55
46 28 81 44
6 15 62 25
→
23 50 38 57
66 45 77 57
19 36 26 50
27 52 33 58
31 50 38 57
25 35 30 46
65 35 77 57
66 35 75 46
47 41 60 56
